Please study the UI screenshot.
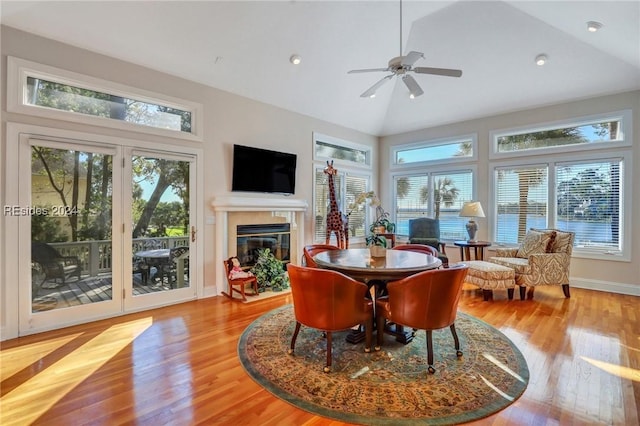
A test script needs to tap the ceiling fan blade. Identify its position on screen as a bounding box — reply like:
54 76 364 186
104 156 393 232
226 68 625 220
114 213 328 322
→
401 51 424 66
348 68 389 74
414 67 463 77
360 74 394 98
402 75 424 97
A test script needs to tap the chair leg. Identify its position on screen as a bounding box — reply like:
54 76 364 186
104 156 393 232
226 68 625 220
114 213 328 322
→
482 289 492 301
288 322 301 355
375 314 386 351
364 316 373 353
426 330 435 374
562 284 571 298
519 286 526 300
324 332 333 373
507 288 514 300
450 323 463 357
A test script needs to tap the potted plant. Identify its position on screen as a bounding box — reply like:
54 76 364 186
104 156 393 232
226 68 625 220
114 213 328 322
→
250 248 290 292
366 233 387 257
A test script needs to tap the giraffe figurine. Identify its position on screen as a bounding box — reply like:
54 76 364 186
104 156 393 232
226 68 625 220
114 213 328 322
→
323 160 349 249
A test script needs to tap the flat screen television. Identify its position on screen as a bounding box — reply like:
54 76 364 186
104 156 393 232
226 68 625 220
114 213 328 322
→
231 144 297 194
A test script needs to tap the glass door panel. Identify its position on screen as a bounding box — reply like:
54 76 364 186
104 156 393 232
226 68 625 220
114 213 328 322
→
21 137 122 335
128 152 194 307
30 146 114 312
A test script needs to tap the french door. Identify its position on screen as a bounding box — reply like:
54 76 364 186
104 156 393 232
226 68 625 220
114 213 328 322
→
123 148 196 311
17 131 198 335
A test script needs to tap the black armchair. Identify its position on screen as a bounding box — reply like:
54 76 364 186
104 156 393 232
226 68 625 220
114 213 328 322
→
31 242 82 286
408 218 448 267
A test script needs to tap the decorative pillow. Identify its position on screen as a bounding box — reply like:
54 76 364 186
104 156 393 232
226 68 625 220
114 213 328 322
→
550 230 573 253
516 230 553 258
529 228 556 252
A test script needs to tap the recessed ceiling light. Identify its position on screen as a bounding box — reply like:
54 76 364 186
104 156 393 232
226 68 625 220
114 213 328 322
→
535 54 548 66
289 54 301 65
587 21 603 32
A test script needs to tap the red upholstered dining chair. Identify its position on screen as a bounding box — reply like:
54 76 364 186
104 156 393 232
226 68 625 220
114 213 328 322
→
287 264 373 372
302 244 339 268
375 263 468 374
392 243 439 257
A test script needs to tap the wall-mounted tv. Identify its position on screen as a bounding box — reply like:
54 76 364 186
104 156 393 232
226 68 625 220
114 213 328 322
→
231 144 297 195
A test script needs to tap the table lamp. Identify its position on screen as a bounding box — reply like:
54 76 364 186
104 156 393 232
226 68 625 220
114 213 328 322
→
459 201 485 242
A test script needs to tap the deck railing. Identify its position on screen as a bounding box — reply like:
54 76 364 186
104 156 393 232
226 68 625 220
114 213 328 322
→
46 237 189 277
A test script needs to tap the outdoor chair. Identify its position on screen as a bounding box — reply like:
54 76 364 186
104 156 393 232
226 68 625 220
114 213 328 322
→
490 228 575 299
408 218 449 267
160 246 189 288
375 264 468 374
287 264 373 373
31 241 82 286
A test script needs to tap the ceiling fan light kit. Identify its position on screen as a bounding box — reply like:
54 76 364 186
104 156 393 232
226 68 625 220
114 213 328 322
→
348 0 462 98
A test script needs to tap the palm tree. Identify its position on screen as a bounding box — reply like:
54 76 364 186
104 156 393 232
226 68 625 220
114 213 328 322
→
419 177 460 219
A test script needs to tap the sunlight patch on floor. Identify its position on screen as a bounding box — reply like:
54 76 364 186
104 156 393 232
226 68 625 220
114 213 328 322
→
1 333 81 380
581 356 640 382
0 317 152 425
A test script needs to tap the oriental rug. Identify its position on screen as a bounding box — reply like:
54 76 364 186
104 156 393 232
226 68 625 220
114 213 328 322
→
238 305 528 425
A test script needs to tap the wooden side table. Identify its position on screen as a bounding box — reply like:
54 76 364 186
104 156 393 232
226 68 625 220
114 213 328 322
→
375 233 396 248
454 241 492 261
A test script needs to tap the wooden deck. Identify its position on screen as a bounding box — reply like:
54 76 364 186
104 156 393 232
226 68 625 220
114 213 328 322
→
32 274 174 311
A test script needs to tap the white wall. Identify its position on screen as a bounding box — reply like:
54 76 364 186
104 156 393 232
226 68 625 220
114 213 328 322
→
380 90 640 295
0 26 378 336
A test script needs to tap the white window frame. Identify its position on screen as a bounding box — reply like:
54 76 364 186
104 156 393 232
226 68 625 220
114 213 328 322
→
390 133 478 169
391 165 477 240
7 56 204 142
490 152 632 261
312 132 372 169
490 110 632 160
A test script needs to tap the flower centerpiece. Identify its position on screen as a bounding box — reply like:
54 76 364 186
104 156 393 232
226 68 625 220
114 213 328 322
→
348 191 395 234
349 191 395 257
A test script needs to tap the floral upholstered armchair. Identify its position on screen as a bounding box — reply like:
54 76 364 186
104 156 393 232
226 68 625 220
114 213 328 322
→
489 228 574 300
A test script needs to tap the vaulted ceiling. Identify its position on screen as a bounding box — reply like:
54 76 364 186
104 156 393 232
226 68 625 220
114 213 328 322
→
2 1 639 136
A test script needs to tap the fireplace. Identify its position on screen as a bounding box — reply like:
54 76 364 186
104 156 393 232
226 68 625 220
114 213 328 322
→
237 223 291 267
211 195 308 298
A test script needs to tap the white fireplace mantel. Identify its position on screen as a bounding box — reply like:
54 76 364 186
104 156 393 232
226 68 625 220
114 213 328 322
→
210 195 308 297
211 195 308 212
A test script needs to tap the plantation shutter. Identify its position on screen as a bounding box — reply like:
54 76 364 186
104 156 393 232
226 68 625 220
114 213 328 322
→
344 175 368 238
314 168 343 242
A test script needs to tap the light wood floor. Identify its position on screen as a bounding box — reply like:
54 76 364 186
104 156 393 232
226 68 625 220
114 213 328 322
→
1 284 638 425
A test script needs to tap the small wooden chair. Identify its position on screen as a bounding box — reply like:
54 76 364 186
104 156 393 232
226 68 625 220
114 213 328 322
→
222 257 259 301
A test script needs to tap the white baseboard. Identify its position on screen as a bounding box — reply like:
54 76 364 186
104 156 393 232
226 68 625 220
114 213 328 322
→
570 277 640 296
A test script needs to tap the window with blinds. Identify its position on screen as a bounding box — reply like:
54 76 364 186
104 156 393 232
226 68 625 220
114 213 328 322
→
314 167 370 243
495 166 549 244
556 159 622 253
394 170 473 240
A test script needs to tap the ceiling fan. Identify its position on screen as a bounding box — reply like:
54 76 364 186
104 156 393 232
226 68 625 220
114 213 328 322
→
348 0 462 98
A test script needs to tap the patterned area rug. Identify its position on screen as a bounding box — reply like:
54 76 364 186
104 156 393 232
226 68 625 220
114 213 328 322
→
238 305 529 425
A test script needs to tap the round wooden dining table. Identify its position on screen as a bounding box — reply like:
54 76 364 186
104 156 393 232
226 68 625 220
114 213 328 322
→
313 248 442 345
313 248 442 283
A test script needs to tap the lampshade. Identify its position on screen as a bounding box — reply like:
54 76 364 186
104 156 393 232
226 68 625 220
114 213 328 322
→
459 201 485 218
